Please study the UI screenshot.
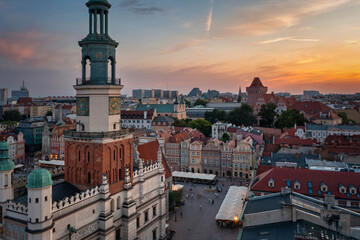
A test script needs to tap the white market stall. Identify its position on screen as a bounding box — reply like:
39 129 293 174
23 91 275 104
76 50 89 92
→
172 171 217 184
215 186 248 226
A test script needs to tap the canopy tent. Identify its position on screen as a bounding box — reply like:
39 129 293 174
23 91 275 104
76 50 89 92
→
14 164 24 169
172 184 184 191
216 186 248 221
39 160 65 167
172 171 216 181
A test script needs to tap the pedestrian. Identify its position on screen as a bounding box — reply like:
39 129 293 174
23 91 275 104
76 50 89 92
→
208 198 211 204
199 204 202 210
180 212 183 218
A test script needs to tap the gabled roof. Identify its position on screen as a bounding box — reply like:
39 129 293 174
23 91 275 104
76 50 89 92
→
167 131 190 143
137 140 172 179
252 167 360 200
152 116 174 123
17 97 33 105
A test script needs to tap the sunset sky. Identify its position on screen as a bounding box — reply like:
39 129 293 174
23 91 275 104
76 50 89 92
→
0 0 360 96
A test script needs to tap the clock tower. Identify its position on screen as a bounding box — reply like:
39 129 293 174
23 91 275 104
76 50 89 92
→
64 0 133 194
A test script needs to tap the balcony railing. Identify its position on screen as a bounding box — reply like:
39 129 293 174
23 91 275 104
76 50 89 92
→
75 77 121 86
64 128 133 139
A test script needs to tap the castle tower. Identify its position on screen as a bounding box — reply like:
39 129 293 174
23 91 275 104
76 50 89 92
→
0 141 15 203
246 77 268 106
64 0 133 194
26 168 53 240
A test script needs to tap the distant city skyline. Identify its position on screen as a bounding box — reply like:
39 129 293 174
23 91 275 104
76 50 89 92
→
1 0 360 96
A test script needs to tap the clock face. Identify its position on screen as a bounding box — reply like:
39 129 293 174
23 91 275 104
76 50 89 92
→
76 97 89 116
109 97 121 115
96 51 103 59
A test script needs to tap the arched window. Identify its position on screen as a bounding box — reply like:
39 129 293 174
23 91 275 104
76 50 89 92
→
4 173 8 187
78 150 81 162
114 149 116 161
110 199 115 212
117 196 121 209
88 152 90 163
119 147 122 160
85 57 91 82
88 172 91 184
108 57 115 83
119 169 121 181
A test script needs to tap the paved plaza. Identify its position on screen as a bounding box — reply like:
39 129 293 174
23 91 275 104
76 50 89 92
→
167 178 242 240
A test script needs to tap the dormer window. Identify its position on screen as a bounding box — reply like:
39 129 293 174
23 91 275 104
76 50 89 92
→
294 181 300 190
339 184 346 194
320 182 328 192
268 178 274 188
349 185 357 195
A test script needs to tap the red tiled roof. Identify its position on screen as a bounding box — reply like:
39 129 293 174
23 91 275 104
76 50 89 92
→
290 101 339 120
263 143 280 155
137 140 172 179
167 131 190 143
62 105 74 109
0 133 18 141
274 137 316 146
256 165 273 175
252 167 360 200
17 97 33 104
121 110 154 120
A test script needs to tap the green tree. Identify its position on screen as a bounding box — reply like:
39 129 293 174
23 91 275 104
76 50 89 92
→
258 102 277 127
2 121 17 131
275 109 307 129
46 110 52 116
237 95 242 103
189 118 212 137
3 110 22 122
194 98 208 107
337 112 349 124
184 99 191 108
173 118 190 127
221 132 230 142
226 104 257 126
204 109 226 124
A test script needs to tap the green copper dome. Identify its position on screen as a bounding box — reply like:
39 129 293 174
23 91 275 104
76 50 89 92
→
0 141 15 172
26 168 53 189
0 141 9 150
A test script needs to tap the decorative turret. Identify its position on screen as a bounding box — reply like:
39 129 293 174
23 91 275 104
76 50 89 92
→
0 141 15 203
124 167 132 190
157 147 164 173
78 0 119 85
26 167 53 239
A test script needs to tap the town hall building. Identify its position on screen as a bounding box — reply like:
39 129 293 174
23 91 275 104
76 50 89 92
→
0 1 169 239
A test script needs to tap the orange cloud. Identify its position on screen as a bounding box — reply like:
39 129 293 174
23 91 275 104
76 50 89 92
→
0 31 61 66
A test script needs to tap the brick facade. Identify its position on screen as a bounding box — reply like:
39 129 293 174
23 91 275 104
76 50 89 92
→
65 137 133 194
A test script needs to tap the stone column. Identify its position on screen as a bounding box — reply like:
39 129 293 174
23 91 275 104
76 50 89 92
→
111 60 116 84
82 59 86 83
100 10 104 34
105 11 108 35
89 10 93 34
93 11 97 34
